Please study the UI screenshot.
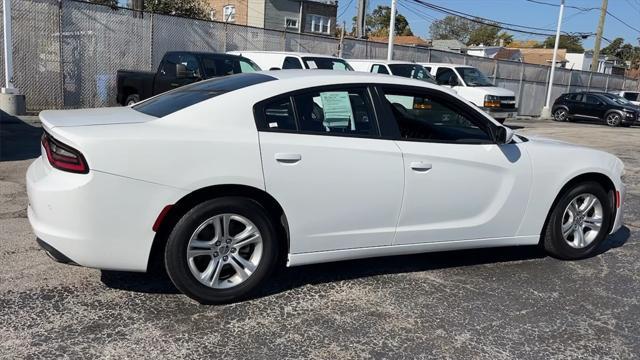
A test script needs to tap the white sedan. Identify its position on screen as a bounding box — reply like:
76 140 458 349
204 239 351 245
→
27 71 626 304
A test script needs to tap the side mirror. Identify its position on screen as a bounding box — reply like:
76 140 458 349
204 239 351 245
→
269 67 281 70
495 126 514 144
448 76 459 87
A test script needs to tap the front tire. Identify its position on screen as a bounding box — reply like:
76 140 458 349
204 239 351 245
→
125 94 140 106
605 112 622 127
543 182 612 260
165 197 279 304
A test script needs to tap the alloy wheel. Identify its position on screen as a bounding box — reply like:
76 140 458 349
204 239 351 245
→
186 214 263 289
561 193 603 249
554 109 567 121
606 113 621 126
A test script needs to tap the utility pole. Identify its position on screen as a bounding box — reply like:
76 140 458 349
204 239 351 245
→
0 0 25 115
591 0 608 73
387 0 397 61
356 0 367 38
540 0 564 119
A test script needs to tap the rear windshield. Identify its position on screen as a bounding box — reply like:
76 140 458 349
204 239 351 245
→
301 57 353 71
133 73 275 118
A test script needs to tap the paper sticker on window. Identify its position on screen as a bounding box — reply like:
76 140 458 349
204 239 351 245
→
320 92 353 130
269 122 278 128
306 61 317 69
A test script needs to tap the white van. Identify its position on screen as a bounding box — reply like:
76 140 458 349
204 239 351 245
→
422 63 517 123
347 59 436 83
227 51 353 71
615 90 640 106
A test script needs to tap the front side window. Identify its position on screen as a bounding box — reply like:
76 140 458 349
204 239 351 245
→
301 57 353 71
282 56 303 69
456 67 494 87
382 88 493 143
223 5 236 22
371 64 389 74
585 95 601 105
435 68 457 86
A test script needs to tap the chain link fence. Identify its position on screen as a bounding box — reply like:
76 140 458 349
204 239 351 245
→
5 0 640 115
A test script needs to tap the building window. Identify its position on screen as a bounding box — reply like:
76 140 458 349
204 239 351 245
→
285 17 299 29
223 5 236 22
310 15 330 34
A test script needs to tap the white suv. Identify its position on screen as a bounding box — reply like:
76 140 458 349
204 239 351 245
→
422 63 517 123
227 51 353 71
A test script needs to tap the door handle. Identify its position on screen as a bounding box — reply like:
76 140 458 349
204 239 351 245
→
170 83 180 87
409 161 432 172
275 153 302 164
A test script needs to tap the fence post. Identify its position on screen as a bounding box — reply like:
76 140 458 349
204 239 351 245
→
566 69 572 92
150 12 154 69
587 71 593 92
516 62 524 112
427 48 431 62
604 75 609 92
492 59 498 85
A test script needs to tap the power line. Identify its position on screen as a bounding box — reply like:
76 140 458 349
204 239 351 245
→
338 0 355 19
524 0 598 12
606 10 640 34
407 0 588 38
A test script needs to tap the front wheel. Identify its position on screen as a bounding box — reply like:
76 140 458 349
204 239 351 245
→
605 112 622 127
165 197 279 304
543 182 612 260
125 94 140 106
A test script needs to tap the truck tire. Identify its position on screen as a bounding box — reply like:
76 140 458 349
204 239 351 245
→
125 94 140 106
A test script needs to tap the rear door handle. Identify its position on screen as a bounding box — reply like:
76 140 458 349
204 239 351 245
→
275 153 302 164
409 161 432 172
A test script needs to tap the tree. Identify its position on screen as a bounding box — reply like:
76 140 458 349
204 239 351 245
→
144 0 209 20
429 16 476 45
354 5 413 37
429 15 512 46
601 37 640 70
540 35 584 53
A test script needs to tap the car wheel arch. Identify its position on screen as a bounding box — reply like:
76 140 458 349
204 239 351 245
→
146 184 290 273
538 172 617 244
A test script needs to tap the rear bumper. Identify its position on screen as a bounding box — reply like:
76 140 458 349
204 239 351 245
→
27 156 187 272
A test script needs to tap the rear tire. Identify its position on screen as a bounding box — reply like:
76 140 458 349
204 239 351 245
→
553 108 568 122
543 182 612 260
125 94 140 106
164 197 279 304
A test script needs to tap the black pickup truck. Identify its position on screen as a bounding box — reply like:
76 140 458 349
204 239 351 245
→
117 51 261 105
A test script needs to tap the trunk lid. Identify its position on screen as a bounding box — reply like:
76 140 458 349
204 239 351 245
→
39 106 155 130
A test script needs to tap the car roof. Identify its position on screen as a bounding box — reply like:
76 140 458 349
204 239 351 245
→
165 51 244 58
228 51 342 59
420 63 472 68
347 59 423 65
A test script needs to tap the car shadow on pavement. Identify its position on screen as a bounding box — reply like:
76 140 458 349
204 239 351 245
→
0 113 42 161
97 227 629 300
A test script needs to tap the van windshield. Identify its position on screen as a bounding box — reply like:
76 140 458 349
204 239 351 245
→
301 57 354 71
388 64 436 83
456 67 494 87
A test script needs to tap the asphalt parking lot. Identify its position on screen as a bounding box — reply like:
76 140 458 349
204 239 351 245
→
1 115 639 359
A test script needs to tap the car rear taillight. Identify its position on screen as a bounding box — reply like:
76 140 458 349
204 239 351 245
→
41 132 89 174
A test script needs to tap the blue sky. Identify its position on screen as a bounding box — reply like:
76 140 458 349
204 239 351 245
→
336 0 640 49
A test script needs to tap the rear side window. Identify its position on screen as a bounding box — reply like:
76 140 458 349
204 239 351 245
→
435 68 456 85
585 95 601 104
256 86 378 137
133 73 276 117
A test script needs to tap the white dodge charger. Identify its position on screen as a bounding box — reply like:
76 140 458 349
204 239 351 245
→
27 71 625 304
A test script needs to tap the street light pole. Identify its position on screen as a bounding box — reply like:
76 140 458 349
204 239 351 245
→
541 0 565 119
387 0 397 61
